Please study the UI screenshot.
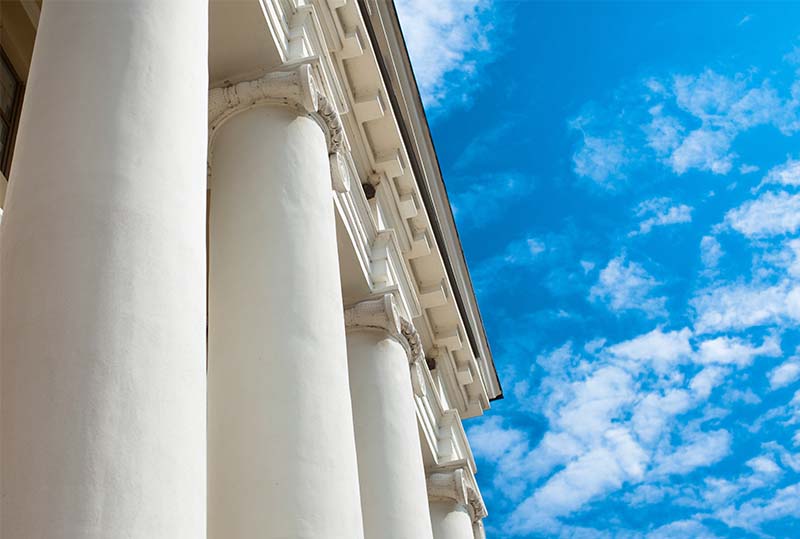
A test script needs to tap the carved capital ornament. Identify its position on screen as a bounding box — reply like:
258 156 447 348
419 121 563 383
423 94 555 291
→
207 63 350 192
427 467 488 522
344 294 427 397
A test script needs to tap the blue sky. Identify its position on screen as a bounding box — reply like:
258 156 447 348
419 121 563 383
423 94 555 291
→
397 2 800 538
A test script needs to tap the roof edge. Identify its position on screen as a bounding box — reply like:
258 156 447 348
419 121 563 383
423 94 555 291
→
358 0 502 401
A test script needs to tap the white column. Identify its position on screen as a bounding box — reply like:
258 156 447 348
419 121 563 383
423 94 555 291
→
430 501 475 539
0 1 207 537
207 68 364 538
345 295 435 539
428 468 488 539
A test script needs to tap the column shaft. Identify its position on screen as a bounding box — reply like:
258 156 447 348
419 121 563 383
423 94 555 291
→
207 105 364 538
347 326 435 539
430 500 475 539
0 1 208 537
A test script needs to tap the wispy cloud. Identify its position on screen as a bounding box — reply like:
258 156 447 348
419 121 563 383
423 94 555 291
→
451 173 534 230
694 334 780 368
692 279 800 334
570 68 800 184
725 191 800 238
665 70 790 175
454 12 800 539
631 197 693 236
755 156 800 190
476 325 766 536
396 0 498 115
717 483 800 532
471 236 545 293
590 255 666 317
700 235 724 269
769 355 800 390
571 132 629 187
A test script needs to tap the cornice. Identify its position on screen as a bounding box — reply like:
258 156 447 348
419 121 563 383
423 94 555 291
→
426 466 488 522
208 63 345 158
354 0 502 408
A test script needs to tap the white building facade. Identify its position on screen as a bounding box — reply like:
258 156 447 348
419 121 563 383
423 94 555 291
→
0 1 502 538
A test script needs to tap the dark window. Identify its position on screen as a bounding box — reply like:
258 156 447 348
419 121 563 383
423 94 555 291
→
0 48 22 177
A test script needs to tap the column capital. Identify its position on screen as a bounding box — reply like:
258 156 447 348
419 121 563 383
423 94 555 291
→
208 63 345 157
427 467 488 522
344 294 424 365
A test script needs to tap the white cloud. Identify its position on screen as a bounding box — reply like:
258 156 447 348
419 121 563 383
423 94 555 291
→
467 416 533 499
781 239 800 278
625 484 676 506
765 441 800 472
484 319 783 535
692 280 800 333
395 0 495 113
652 428 732 476
725 191 800 238
739 163 759 174
643 70 796 176
723 387 762 405
508 442 646 535
584 337 606 353
631 389 693 445
547 365 636 441
572 133 629 186
756 156 800 189
673 71 783 130
769 357 800 390
590 255 666 317
700 235 724 268
631 197 693 236
700 451 785 512
663 71 782 175
694 334 781 368
647 520 721 539
469 416 527 461
690 366 730 400
669 128 736 175
746 455 782 474
673 71 745 120
609 327 692 374
644 105 684 155
571 68 800 188
717 483 800 532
